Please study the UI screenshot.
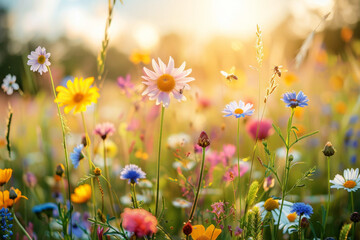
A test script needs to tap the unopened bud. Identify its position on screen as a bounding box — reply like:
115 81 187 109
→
322 142 335 157
350 212 360 223
289 155 294 162
9 187 18 200
198 131 210 148
94 167 102 176
81 135 89 147
56 164 65 177
183 222 193 236
301 217 309 228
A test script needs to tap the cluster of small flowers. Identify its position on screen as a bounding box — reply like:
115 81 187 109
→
0 208 13 239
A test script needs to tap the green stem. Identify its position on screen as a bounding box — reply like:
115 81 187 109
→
275 108 295 236
131 183 138 208
188 147 206 221
351 191 355 238
103 139 117 218
155 106 165 217
80 112 97 234
237 118 242 222
12 209 33 240
324 156 331 233
47 66 72 238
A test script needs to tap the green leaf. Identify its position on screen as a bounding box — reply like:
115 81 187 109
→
291 126 299 131
289 130 319 148
272 124 287 146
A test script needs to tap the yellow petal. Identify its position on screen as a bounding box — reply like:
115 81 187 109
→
191 225 205 240
204 225 222 240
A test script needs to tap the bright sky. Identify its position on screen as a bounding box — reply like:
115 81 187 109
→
2 0 334 52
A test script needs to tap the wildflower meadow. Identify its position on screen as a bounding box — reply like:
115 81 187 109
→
1 0 360 239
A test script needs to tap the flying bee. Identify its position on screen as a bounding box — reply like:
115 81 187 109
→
220 70 238 82
272 65 287 77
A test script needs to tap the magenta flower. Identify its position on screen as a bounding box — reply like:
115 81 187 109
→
94 122 116 140
246 119 273 141
223 163 250 182
211 201 225 218
117 74 134 97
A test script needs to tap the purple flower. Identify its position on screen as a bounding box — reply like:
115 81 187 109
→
117 74 134 97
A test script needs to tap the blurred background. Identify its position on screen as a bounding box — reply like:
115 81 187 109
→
1 0 360 238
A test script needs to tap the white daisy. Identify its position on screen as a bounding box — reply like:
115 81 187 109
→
222 100 254 118
172 198 192 208
27 46 51 75
2 74 19 95
330 168 360 192
255 197 293 224
278 209 300 234
141 57 194 108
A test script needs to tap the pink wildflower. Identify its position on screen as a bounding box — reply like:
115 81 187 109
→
121 208 158 237
211 201 225 218
117 74 134 97
223 163 249 182
246 119 273 141
94 122 115 140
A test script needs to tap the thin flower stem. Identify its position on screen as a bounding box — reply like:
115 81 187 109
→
131 183 138 208
324 156 331 233
298 214 302 240
351 191 355 238
188 147 206 221
155 106 165 217
103 139 117 219
12 209 33 240
276 108 295 236
237 118 242 222
80 112 97 231
47 66 72 238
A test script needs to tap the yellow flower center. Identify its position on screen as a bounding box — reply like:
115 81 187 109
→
73 93 84 103
157 74 175 92
287 212 297 222
37 55 46 64
264 198 279 211
234 108 244 114
343 180 356 189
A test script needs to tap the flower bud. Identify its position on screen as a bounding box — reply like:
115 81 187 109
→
81 135 89 147
56 164 65 177
322 142 335 157
289 155 294 162
350 212 360 223
301 217 309 228
9 187 18 200
198 131 210 148
183 222 192 236
94 167 102 176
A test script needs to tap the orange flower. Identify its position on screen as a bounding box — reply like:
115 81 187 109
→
71 184 92 204
191 224 222 240
284 73 298 86
0 169 12 186
129 50 151 64
0 188 28 208
341 26 353 43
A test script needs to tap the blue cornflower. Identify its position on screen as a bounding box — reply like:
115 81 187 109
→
120 164 146 184
281 91 309 108
32 203 58 217
0 208 13 239
291 202 313 218
70 144 84 169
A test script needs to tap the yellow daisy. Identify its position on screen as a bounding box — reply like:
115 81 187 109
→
71 184 92 204
191 224 222 240
55 77 100 114
0 169 12 186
